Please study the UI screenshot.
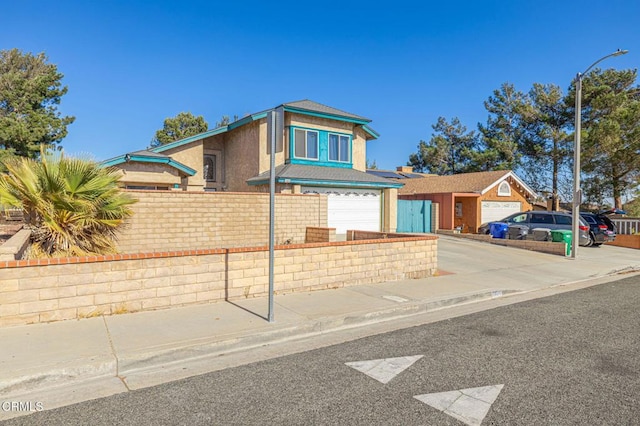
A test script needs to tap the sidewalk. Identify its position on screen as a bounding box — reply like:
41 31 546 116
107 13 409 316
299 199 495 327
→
1 236 639 419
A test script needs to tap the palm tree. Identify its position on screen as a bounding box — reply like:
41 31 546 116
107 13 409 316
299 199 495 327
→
0 149 136 257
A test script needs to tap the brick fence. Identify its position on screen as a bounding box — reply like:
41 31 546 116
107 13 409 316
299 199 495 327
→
116 190 328 253
437 230 567 256
0 233 438 327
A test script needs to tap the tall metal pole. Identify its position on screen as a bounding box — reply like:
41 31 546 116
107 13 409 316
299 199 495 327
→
571 74 582 259
268 111 276 322
570 49 628 259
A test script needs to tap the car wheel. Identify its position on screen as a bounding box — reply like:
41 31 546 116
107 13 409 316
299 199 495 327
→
587 233 595 247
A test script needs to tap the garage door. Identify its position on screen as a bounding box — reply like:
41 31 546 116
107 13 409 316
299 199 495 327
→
302 187 381 234
481 201 521 224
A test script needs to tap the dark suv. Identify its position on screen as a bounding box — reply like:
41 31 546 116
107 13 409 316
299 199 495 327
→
580 209 623 246
478 211 591 246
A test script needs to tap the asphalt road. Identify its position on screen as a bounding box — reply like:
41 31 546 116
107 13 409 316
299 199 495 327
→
4 275 640 425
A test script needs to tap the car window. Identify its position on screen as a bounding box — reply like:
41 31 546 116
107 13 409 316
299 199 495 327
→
555 215 572 225
530 213 554 224
508 213 528 224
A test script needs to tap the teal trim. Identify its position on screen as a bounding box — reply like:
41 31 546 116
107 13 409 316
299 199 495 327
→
289 126 354 167
362 124 379 139
151 111 269 154
100 155 196 176
283 106 370 125
152 127 228 153
248 177 402 189
289 158 352 168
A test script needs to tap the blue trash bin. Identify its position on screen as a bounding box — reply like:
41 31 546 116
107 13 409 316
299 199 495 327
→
489 222 508 239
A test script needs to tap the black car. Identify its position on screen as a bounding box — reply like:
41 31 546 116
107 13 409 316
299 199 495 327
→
580 209 624 246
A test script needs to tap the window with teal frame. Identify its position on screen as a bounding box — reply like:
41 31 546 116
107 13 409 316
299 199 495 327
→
329 133 350 162
294 129 319 160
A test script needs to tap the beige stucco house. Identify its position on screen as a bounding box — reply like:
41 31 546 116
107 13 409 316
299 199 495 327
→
103 100 402 234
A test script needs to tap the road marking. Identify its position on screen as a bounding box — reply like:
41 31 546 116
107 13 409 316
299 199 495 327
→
382 295 409 303
345 355 423 384
414 384 504 426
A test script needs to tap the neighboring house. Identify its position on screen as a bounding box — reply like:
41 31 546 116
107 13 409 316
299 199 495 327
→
394 169 536 233
102 100 402 235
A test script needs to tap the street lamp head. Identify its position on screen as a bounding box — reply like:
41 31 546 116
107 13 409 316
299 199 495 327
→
613 49 629 57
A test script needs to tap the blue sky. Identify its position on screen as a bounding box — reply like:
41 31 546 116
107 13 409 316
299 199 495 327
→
3 1 638 170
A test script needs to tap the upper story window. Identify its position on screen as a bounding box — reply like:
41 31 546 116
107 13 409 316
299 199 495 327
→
294 129 319 160
329 133 350 162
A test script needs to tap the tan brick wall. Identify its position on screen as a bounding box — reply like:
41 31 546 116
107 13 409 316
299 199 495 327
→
0 235 438 327
305 227 337 243
437 230 566 256
116 190 327 253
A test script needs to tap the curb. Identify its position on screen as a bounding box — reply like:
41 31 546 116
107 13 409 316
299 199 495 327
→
0 289 516 398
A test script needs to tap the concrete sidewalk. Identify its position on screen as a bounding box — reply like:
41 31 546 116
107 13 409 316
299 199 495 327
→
1 236 639 420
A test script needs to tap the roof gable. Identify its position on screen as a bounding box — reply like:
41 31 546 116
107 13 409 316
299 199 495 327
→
397 170 536 198
101 150 197 176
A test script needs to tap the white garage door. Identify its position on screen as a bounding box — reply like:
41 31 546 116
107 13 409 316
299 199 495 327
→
481 201 522 224
302 187 381 234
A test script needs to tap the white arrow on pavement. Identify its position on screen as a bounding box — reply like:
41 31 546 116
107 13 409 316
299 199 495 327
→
414 384 504 426
345 355 423 384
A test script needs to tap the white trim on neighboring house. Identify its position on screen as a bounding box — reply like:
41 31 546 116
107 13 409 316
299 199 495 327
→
480 171 536 198
497 181 511 196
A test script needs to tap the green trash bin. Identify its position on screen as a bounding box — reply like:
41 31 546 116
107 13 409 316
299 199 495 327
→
551 230 572 256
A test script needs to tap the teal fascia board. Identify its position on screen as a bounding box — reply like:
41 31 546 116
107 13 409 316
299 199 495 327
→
283 106 370 125
248 177 402 189
362 125 379 139
152 127 229 153
289 158 352 169
101 155 196 176
152 112 268 153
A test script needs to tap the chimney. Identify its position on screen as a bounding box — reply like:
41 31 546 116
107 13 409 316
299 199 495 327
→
397 166 413 173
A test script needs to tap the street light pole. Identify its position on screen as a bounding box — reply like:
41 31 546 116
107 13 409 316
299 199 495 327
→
571 49 628 259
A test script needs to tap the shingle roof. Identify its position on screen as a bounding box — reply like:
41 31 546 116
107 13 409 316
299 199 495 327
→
397 170 535 196
247 164 402 188
282 100 371 122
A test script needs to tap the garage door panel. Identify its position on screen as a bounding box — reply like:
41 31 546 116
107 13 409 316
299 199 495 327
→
481 201 521 224
302 187 381 234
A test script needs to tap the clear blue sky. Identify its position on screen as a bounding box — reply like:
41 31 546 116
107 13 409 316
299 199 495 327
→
3 1 638 170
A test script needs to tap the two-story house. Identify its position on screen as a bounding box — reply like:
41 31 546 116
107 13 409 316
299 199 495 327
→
102 100 402 235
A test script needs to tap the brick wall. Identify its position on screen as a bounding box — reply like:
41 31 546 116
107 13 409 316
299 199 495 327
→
0 234 437 327
116 191 328 253
305 227 336 243
437 230 566 256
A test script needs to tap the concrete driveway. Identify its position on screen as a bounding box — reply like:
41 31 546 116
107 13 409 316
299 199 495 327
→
435 234 640 292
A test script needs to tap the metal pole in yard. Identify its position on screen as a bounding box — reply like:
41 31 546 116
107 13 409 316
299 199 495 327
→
268 110 276 322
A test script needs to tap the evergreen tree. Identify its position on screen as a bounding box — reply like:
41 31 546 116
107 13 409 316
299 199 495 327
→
0 49 75 158
408 117 479 174
151 112 208 147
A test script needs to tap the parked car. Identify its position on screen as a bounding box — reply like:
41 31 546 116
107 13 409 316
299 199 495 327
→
580 209 624 246
478 211 591 246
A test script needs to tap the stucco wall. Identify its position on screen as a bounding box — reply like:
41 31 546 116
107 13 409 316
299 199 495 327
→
113 162 182 188
162 141 205 191
224 121 261 192
115 190 328 253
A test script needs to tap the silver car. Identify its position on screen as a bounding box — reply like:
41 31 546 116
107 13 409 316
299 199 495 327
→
478 211 591 246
